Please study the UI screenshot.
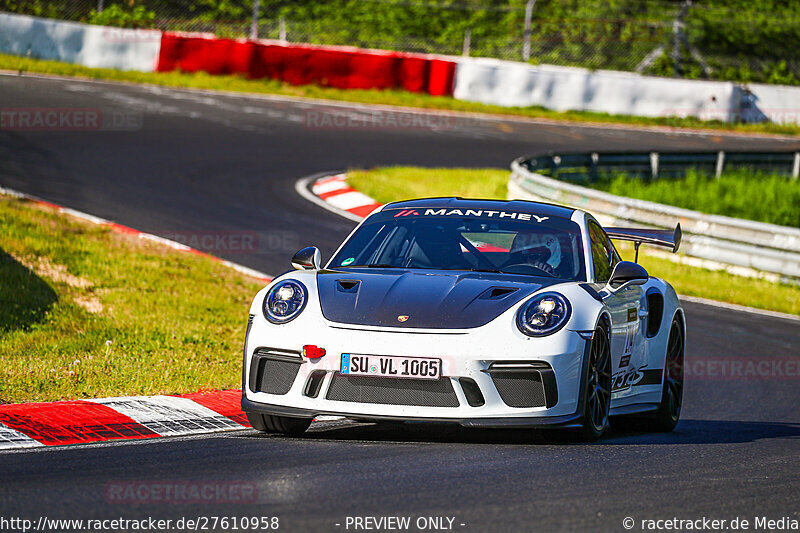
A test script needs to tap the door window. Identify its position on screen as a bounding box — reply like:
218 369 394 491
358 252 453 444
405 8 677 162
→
588 221 616 283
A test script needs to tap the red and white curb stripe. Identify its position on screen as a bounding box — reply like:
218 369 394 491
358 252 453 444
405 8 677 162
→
0 185 272 283
0 390 249 450
296 173 382 222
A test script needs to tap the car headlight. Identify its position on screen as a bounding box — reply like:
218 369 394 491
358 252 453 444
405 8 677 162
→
263 280 308 324
516 292 571 337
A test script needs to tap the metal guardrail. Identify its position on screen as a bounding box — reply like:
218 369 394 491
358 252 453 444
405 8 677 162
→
509 152 800 283
520 150 800 182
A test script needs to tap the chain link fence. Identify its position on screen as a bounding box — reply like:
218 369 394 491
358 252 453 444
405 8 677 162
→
1 0 798 85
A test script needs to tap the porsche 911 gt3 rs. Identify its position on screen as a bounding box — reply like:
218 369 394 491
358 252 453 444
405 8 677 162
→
242 198 685 440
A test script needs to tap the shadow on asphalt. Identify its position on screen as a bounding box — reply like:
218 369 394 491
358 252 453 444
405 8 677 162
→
241 418 800 446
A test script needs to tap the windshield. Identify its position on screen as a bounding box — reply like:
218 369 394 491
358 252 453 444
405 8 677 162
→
329 208 586 281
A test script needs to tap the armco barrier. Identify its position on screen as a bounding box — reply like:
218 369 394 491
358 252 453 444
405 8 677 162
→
509 156 800 282
0 12 161 72
522 151 800 181
156 34 456 96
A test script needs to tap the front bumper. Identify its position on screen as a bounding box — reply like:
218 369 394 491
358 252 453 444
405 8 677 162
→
242 309 591 428
242 396 585 428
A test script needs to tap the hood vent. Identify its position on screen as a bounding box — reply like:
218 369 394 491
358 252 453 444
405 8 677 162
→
317 271 547 329
481 287 519 300
336 279 361 293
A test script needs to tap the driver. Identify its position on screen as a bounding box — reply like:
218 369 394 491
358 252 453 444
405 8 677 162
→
507 233 563 275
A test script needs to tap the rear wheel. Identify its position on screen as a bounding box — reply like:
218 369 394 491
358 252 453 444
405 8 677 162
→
576 324 612 441
644 318 684 432
246 411 312 436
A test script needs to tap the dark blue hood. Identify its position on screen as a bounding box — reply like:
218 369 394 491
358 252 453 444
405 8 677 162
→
317 268 556 329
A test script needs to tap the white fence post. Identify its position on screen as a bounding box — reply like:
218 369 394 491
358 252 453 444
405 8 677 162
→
250 0 261 40
650 152 660 180
462 28 471 57
279 17 286 42
523 0 537 62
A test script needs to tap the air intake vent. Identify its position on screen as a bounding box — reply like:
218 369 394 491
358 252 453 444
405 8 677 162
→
304 370 327 398
491 373 547 408
646 289 664 338
336 279 360 293
487 362 558 408
249 348 303 395
481 287 519 300
458 378 485 407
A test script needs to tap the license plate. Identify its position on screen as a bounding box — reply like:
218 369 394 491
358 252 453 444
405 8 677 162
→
340 354 442 380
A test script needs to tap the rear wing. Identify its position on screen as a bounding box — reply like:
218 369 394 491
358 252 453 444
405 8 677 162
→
606 224 681 261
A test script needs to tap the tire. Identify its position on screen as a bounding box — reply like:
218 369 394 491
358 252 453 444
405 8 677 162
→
643 318 684 432
246 411 312 436
575 323 612 442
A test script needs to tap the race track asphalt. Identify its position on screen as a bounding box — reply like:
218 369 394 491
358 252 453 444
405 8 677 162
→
1 73 799 532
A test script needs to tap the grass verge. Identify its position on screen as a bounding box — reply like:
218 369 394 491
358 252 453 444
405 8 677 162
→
347 167 800 316
0 194 263 403
588 169 800 228
2 52 799 136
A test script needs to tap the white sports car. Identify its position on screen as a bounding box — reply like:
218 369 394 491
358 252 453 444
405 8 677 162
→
242 198 685 440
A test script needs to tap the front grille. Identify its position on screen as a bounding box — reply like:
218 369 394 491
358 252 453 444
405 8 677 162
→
491 372 547 408
326 374 459 407
249 348 302 395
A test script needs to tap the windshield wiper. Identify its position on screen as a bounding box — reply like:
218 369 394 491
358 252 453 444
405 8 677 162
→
464 268 505 273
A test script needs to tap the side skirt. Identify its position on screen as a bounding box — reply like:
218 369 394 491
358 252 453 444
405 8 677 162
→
609 403 660 416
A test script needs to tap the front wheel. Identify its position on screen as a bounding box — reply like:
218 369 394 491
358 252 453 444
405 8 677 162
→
575 324 612 441
246 411 312 436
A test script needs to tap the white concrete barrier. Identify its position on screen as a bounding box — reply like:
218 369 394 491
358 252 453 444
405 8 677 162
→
741 82 800 125
0 12 161 72
0 11 797 126
453 57 739 121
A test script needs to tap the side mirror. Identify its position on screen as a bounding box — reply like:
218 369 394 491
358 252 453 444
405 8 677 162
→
607 261 648 291
291 246 321 271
